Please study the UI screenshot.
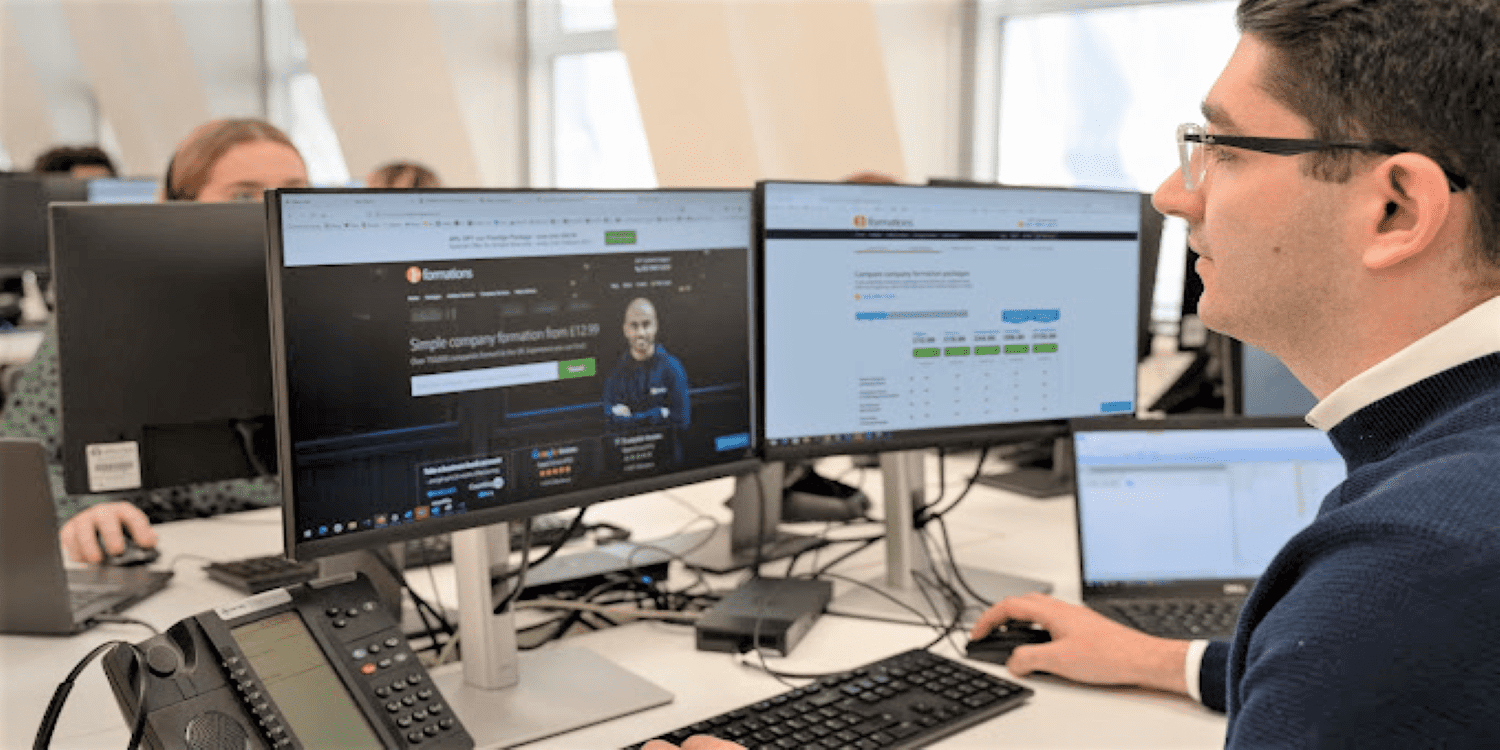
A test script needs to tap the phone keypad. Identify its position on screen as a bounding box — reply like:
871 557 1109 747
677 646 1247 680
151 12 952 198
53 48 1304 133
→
318 590 470 747
374 671 454 745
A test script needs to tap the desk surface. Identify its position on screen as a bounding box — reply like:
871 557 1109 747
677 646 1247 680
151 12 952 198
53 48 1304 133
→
0 455 1227 749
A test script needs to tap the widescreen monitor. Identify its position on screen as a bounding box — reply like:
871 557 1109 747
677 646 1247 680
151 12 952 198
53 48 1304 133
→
0 175 87 273
759 181 1140 462
52 202 277 495
86 176 159 204
267 189 759 561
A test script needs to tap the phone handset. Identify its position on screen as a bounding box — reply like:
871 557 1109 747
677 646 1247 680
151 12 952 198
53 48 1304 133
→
103 572 473 749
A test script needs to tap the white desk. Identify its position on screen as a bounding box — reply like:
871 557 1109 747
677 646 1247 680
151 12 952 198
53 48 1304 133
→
0 456 1227 749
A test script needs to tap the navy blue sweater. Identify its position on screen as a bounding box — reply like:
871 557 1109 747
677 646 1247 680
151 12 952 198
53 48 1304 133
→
1199 353 1500 746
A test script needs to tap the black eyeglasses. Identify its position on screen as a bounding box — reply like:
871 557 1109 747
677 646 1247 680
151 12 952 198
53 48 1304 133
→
1176 123 1468 193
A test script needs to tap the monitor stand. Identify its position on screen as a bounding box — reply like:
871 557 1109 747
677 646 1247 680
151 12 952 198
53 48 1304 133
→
830 450 1051 627
679 461 826 574
429 524 671 748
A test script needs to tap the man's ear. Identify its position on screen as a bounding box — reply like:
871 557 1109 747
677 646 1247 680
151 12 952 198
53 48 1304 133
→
1362 153 1452 270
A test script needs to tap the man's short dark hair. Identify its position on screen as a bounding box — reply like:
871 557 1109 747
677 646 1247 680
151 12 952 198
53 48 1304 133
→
32 145 116 176
1237 0 1500 274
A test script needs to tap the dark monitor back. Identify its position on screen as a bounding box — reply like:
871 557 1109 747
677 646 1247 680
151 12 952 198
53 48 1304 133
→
1 175 88 273
1177 248 1208 350
52 202 276 495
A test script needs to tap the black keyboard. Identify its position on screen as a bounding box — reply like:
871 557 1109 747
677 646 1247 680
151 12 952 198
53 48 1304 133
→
1107 597 1242 639
204 513 593 595
623 649 1031 750
204 555 319 595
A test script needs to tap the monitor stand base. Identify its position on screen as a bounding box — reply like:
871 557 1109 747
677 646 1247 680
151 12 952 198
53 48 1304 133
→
433 646 671 749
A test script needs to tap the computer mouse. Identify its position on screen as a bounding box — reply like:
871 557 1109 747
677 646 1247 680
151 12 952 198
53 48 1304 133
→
965 620 1052 665
98 530 159 567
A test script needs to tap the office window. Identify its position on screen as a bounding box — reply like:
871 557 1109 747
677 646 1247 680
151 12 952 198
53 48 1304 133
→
992 0 1238 326
559 0 617 34
262 0 350 186
552 51 655 189
530 0 655 188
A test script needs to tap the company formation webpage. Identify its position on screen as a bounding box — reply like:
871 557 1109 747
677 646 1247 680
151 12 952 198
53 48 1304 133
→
276 192 755 540
761 183 1140 450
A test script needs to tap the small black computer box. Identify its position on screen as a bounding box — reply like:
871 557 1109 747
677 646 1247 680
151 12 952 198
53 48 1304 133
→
695 577 833 656
514 540 673 600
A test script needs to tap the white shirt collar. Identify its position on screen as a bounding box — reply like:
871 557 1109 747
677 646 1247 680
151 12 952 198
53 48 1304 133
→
1306 295 1500 430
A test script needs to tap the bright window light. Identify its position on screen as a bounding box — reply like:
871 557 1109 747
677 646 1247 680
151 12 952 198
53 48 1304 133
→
552 50 656 189
998 1 1238 324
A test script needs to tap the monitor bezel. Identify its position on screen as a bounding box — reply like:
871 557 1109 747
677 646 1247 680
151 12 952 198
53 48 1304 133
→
266 187 763 561
755 179 1141 463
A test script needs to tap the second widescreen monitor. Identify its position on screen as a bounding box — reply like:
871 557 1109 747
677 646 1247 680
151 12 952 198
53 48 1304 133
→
759 181 1141 460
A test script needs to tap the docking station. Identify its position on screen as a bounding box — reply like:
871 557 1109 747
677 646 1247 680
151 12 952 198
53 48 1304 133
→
695 577 833 656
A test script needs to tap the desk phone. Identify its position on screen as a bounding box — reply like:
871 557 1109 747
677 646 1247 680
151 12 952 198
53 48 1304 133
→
102 573 472 749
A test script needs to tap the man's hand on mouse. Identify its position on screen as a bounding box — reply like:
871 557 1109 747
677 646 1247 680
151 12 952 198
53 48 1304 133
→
58 501 157 564
970 592 1192 696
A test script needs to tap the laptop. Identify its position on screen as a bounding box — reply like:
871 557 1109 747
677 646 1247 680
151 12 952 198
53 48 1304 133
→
1068 417 1345 640
0 439 172 635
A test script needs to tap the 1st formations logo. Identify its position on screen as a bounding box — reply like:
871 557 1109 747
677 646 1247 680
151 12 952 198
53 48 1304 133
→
853 215 913 229
406 266 474 284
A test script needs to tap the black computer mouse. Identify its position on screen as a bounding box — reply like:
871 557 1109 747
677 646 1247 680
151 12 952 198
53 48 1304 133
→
98 530 160 567
965 620 1052 665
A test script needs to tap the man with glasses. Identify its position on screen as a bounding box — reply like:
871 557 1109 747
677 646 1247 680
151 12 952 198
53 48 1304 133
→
968 0 1500 746
649 2 1500 748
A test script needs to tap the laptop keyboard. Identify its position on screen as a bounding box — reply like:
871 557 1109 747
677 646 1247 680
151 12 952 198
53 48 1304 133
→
1106 598 1242 639
623 649 1031 750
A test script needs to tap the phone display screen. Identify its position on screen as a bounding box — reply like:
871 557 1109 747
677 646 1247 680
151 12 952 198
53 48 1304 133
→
232 611 384 749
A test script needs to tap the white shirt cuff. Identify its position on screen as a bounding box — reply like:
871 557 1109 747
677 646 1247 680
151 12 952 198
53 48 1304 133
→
1184 639 1211 703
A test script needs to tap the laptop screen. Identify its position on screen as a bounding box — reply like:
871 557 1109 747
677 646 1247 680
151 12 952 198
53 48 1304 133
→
1073 422 1345 587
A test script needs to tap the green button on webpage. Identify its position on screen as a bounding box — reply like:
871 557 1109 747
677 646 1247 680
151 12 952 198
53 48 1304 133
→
605 230 637 245
975 346 1001 355
913 348 941 358
558 358 596 378
944 347 971 356
1033 343 1058 353
1004 344 1030 354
